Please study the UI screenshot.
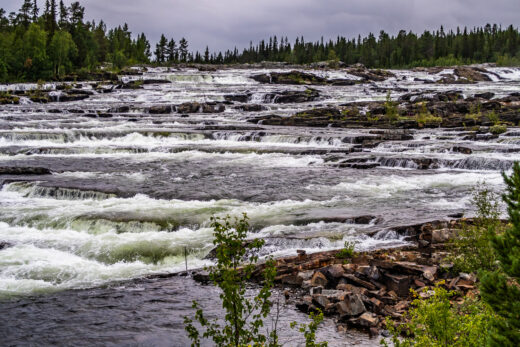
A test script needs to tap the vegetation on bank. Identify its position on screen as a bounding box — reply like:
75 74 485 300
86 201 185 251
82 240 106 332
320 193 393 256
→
382 166 520 346
1 0 520 82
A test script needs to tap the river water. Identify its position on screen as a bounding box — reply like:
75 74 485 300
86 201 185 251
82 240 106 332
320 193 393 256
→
1 66 520 346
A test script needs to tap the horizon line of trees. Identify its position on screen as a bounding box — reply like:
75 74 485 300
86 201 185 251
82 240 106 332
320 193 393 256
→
191 24 520 67
1 0 520 83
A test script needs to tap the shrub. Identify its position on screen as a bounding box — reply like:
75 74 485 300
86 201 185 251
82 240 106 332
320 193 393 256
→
381 285 495 347
448 183 501 273
385 91 399 123
335 240 356 259
490 124 507 135
480 162 520 346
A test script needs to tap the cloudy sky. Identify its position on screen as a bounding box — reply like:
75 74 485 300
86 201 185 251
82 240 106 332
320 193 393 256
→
1 0 519 52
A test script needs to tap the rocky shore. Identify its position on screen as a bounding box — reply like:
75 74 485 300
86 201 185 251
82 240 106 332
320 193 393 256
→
194 218 480 338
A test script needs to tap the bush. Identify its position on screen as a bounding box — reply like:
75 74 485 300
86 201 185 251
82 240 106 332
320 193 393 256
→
381 284 495 347
335 240 356 259
490 124 507 135
385 91 399 123
448 183 501 273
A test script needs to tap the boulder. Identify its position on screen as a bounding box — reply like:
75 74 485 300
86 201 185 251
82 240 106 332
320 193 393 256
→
149 105 174 114
336 293 366 318
383 273 410 297
263 89 320 103
234 104 267 112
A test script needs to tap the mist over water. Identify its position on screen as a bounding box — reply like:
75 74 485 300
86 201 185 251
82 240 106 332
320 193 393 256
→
1 65 520 345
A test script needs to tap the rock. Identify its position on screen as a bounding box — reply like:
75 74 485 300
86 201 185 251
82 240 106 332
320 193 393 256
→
109 106 131 113
201 102 226 113
234 104 267 112
279 274 304 286
311 271 329 287
475 92 495 100
0 167 51 175
193 270 210 284
336 293 366 318
263 88 320 103
251 71 328 85
383 273 410 297
142 79 171 84
0 241 13 250
350 312 379 328
224 93 252 103
452 146 472 154
325 264 345 280
177 102 201 113
312 295 330 309
149 105 174 114
342 274 377 291
336 283 368 296
454 67 492 82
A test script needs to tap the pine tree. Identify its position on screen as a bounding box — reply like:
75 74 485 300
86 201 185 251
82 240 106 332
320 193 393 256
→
480 162 520 346
154 34 167 63
166 39 176 62
204 46 209 63
31 0 39 21
58 0 68 29
178 37 188 62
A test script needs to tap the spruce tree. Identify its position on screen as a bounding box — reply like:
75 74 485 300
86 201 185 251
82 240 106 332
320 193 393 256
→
480 162 520 346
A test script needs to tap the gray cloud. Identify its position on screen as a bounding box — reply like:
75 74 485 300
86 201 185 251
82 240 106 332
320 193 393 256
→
1 0 519 52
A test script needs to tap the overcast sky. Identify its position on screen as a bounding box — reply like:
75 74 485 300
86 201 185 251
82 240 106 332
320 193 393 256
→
1 0 519 52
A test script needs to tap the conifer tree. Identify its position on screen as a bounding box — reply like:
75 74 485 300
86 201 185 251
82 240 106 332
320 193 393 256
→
480 162 520 346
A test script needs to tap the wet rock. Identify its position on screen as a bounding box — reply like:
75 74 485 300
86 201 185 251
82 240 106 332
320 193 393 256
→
0 167 51 175
234 104 267 112
193 270 211 284
452 146 472 154
251 71 328 85
342 274 377 291
454 67 492 82
142 79 171 84
475 92 495 100
177 102 201 113
149 105 174 114
264 88 320 103
109 106 131 113
224 93 252 103
0 241 13 250
279 273 304 286
201 102 226 113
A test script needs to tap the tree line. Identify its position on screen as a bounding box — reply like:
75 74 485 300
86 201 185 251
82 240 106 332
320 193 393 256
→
196 25 520 67
0 0 153 81
1 0 520 82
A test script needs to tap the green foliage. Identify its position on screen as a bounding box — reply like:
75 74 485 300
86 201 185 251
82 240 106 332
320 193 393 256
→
384 91 399 123
0 0 151 81
490 124 507 135
448 183 501 273
184 213 279 347
335 240 356 259
480 162 520 346
487 110 499 125
381 285 495 347
415 103 442 126
290 310 328 347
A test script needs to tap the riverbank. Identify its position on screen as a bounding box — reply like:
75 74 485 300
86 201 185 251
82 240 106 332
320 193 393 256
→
194 218 479 338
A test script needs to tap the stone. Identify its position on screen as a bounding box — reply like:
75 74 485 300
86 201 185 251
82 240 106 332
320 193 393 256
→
342 274 377 290
193 270 210 284
149 105 174 114
280 274 304 286
312 295 330 309
432 228 454 243
336 293 366 318
311 271 328 287
325 264 345 279
383 273 410 297
336 283 368 296
354 312 379 328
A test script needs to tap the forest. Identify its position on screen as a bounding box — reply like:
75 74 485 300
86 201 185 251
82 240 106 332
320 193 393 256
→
1 0 519 82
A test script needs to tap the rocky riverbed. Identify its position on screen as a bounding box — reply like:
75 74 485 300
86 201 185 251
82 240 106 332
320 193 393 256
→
1 63 519 345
